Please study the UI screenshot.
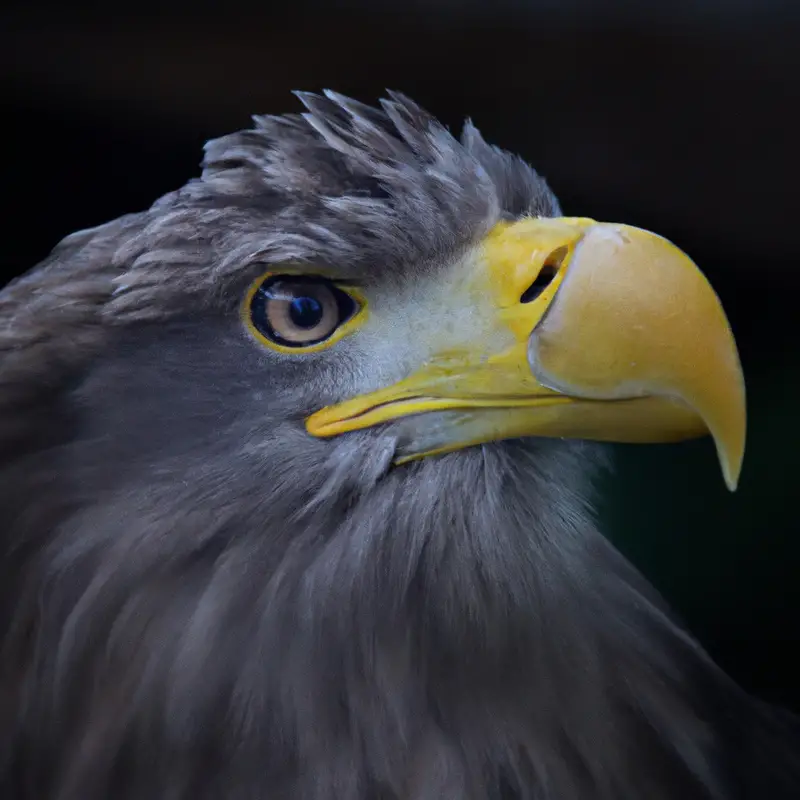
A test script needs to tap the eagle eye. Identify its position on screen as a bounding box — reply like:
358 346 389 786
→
245 274 363 352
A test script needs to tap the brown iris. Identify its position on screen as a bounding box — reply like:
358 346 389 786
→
248 275 359 348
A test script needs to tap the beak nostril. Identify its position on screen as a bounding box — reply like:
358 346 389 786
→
520 246 567 304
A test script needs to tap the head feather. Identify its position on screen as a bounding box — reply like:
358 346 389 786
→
1 91 559 421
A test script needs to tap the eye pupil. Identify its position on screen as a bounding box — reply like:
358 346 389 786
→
289 296 324 328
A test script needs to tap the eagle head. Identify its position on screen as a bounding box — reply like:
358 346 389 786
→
0 92 775 800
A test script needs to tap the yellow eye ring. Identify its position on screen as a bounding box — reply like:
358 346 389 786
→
242 271 368 354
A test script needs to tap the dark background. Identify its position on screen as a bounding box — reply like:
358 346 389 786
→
2 1 799 710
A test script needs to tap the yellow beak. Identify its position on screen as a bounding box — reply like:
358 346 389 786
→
306 217 746 490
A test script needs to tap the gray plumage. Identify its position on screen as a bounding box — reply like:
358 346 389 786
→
0 91 797 799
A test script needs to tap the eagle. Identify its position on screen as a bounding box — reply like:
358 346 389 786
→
0 91 797 800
